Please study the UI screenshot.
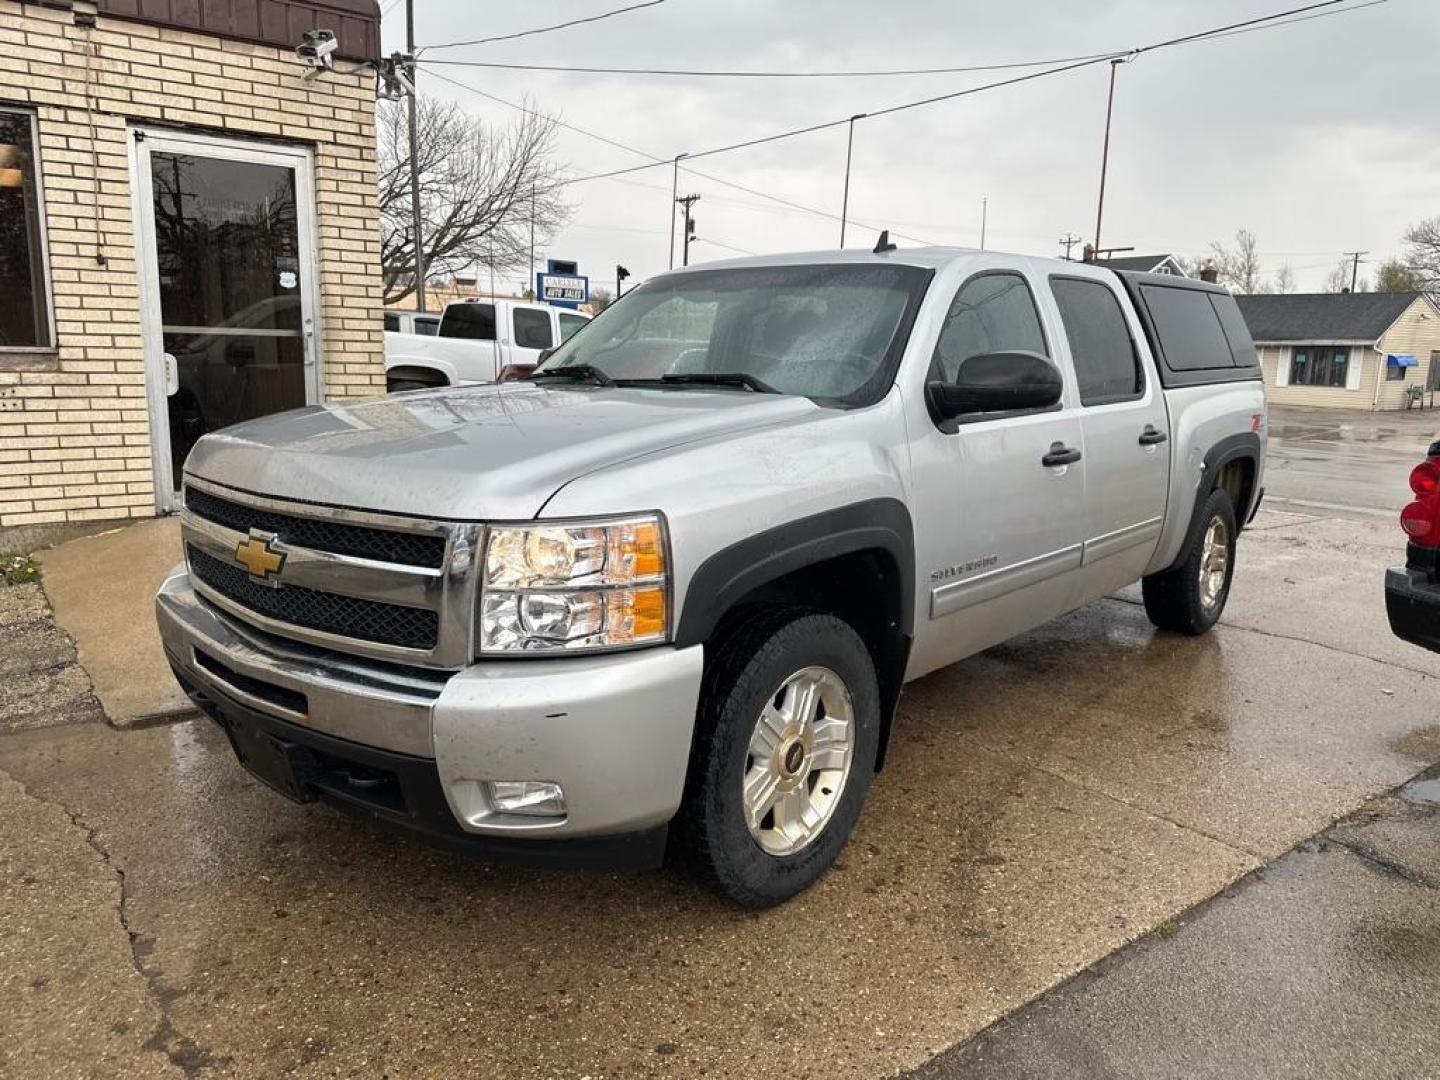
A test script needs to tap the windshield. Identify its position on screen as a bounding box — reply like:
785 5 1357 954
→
537 263 931 402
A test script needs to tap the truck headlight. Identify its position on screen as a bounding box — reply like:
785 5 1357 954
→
478 514 670 654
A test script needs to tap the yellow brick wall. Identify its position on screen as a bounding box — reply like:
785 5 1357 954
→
0 0 383 531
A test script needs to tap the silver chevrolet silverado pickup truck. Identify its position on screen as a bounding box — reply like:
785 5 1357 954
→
156 247 1266 907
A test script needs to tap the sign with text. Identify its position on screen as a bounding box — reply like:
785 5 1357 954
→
536 272 588 309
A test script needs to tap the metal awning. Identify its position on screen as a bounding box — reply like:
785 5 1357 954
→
1387 354 1419 367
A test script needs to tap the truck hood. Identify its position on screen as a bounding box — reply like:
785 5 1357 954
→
185 383 821 520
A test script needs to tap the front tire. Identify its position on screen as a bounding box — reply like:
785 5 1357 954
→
1142 487 1237 635
678 611 880 908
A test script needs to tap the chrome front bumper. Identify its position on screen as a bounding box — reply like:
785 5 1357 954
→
156 569 705 840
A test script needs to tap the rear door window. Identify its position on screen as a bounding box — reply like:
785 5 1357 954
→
439 303 496 340
513 307 554 349
1051 277 1142 405
383 312 399 332
414 315 439 337
1140 286 1233 371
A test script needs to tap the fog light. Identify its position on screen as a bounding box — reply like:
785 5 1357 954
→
485 780 566 817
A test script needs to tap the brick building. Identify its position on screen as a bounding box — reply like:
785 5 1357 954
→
0 0 383 545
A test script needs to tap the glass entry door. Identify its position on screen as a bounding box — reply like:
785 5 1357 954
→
133 129 319 512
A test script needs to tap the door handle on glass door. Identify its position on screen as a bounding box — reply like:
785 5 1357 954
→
1138 425 1168 446
1042 442 1082 467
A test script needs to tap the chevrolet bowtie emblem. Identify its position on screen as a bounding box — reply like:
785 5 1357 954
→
234 529 287 584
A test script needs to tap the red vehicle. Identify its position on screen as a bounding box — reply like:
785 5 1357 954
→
1386 439 1440 653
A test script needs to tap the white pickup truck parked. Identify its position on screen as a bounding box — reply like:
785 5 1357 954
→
159 246 1265 907
385 298 590 391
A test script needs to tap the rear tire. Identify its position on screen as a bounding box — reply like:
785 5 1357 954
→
387 378 435 394
677 610 879 908
1142 487 1237 635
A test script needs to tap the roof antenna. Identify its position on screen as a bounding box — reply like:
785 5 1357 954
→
873 229 896 254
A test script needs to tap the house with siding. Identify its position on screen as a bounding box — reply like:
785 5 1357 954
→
1235 292 1440 410
0 0 384 547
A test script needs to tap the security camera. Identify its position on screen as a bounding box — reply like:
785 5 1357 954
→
296 29 337 79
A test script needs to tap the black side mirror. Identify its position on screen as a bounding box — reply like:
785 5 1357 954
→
926 350 1062 419
535 347 555 365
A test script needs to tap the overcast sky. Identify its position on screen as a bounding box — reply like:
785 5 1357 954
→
382 0 1437 294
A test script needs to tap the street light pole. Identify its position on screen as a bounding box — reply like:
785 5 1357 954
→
840 113 865 248
405 0 425 313
980 196 988 251
668 153 688 269
1093 57 1124 258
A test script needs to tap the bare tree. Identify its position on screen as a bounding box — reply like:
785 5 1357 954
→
1174 255 1212 279
378 97 572 305
1272 264 1296 294
585 286 613 314
1401 219 1440 298
1323 258 1369 293
1208 229 1264 293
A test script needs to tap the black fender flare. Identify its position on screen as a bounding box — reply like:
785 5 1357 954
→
674 497 914 769
1200 430 1262 520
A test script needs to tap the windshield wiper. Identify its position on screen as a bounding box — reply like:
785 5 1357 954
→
530 364 617 387
659 372 780 394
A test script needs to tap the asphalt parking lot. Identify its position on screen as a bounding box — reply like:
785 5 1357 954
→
3 405 1439 1079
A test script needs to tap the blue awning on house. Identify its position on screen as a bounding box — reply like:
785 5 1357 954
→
1387 354 1419 367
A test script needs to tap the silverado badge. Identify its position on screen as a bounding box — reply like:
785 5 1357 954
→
234 529 287 585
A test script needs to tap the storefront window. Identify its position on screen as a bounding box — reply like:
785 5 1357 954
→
0 108 51 349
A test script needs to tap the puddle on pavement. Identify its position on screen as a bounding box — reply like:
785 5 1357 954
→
1400 777 1440 807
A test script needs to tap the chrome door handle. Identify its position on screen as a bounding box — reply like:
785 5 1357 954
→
1042 442 1082 467
1139 425 1168 446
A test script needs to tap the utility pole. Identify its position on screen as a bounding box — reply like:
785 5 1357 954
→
1058 233 1083 261
1344 250 1369 292
676 194 700 267
528 183 536 298
616 264 630 299
668 153 688 269
980 196 988 251
1093 57 1126 258
839 113 865 248
405 0 425 312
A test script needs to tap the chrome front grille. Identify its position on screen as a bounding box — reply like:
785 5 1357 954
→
187 545 441 649
185 485 448 569
179 477 481 668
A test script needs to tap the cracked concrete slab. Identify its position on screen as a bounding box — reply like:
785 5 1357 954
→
0 582 107 734
906 770 1440 1080
0 771 178 1080
0 715 1254 1079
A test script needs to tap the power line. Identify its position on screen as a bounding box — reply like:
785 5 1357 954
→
420 0 666 54
420 0 1385 77
420 68 940 245
539 0 1374 188
419 51 1119 79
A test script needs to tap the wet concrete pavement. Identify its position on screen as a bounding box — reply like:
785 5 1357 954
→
3 406 1439 1077
908 770 1440 1080
1264 404 1440 519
